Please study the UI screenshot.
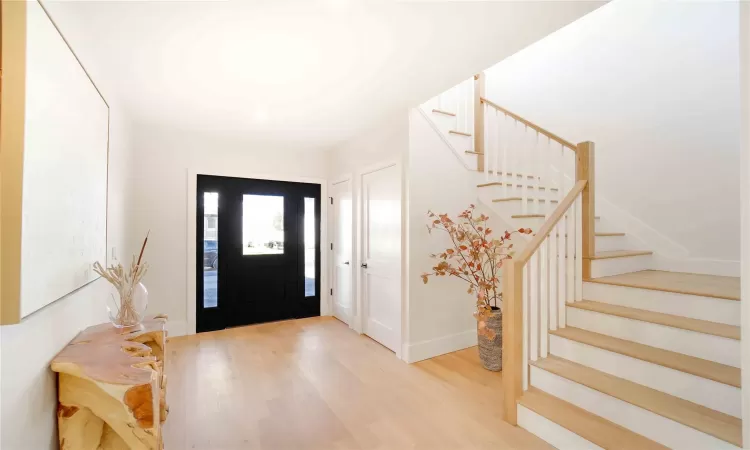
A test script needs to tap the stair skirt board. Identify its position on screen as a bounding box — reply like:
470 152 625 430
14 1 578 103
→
583 282 741 326
529 366 741 450
549 334 741 418
566 307 741 368
517 405 604 450
590 254 653 277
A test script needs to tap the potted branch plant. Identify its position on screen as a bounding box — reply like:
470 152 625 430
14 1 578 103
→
421 205 531 371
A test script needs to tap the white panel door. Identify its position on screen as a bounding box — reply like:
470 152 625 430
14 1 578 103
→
331 180 353 325
361 164 401 353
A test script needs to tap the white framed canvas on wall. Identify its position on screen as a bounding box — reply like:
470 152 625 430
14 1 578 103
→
0 0 109 324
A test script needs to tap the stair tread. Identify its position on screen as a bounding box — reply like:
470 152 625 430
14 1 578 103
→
449 130 471 136
512 214 545 219
492 197 558 203
432 108 456 116
481 170 536 179
569 300 740 340
550 327 740 387
476 182 559 191
585 250 653 260
555 232 625 237
519 387 668 450
587 270 740 301
532 356 742 447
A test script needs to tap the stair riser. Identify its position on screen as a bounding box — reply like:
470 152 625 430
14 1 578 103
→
549 334 741 418
489 200 556 218
517 405 604 450
478 185 558 201
566 307 741 367
583 282 741 326
530 366 740 450
511 216 545 230
590 254 652 277
595 235 631 252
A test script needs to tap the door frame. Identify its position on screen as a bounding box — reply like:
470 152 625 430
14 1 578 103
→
356 159 404 359
186 168 328 336
328 175 355 329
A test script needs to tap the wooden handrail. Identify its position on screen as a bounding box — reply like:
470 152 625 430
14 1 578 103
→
515 180 587 264
480 97 577 152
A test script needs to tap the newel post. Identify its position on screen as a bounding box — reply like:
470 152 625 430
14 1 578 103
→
474 72 485 172
502 260 524 425
576 141 595 279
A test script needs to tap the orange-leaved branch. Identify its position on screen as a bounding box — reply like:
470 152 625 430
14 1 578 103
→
421 204 531 339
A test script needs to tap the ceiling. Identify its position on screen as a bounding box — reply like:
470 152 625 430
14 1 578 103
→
43 0 602 150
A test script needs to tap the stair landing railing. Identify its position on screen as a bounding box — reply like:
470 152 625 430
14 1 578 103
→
469 72 597 424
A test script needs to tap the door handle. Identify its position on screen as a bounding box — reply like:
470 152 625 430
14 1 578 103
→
361 263 368 269
343 261 350 265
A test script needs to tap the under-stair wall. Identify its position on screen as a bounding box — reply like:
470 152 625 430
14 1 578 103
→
405 108 523 363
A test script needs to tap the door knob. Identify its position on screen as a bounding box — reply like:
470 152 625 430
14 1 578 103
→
361 263 368 269
343 261 350 265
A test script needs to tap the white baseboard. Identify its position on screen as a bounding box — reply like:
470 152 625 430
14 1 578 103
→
404 329 477 363
166 319 188 338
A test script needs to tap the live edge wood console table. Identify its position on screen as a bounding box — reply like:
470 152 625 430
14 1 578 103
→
51 316 169 449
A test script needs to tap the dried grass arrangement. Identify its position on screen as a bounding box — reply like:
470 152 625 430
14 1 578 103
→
93 233 150 328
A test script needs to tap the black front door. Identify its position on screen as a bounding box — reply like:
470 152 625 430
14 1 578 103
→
196 175 320 333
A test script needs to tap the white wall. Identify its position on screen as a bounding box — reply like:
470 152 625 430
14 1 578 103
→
0 107 134 450
328 115 408 178
405 108 510 362
130 125 329 336
485 0 740 273
326 114 409 339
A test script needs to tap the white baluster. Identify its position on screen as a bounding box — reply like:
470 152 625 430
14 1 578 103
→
551 222 562 328
546 234 556 332
529 252 538 362
567 189 576 303
575 194 583 302
542 137 551 209
521 126 529 215
533 132 541 215
488 104 495 182
558 208 567 310
522 263 529 391
558 143 565 204
501 114 509 197
493 109 500 181
464 81 470 134
540 239 549 357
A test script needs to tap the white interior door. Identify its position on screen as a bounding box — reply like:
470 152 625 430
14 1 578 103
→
331 180 353 325
361 163 401 353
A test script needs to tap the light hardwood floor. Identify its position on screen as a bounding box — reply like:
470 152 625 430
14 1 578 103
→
164 316 552 450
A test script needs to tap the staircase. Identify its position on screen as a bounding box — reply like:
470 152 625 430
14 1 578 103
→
419 73 742 449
